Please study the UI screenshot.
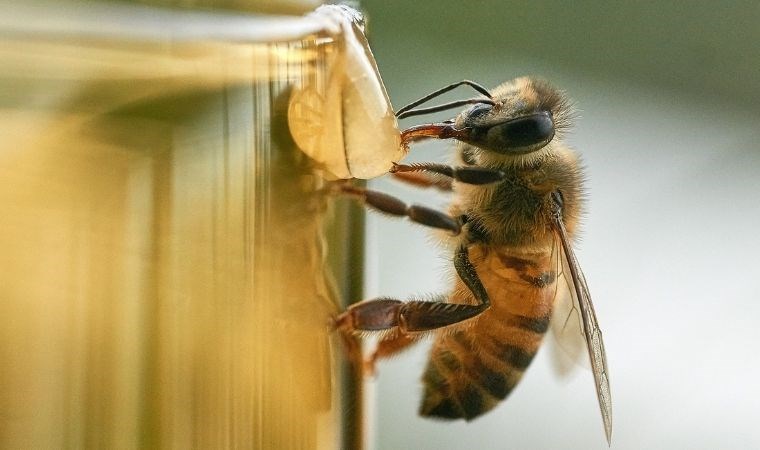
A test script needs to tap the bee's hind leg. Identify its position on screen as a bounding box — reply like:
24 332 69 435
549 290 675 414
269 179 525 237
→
335 245 489 342
333 179 493 372
360 331 421 375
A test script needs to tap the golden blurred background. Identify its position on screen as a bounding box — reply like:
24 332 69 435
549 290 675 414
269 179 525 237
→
0 1 364 448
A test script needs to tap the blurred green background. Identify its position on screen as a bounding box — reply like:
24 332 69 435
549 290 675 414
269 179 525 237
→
361 0 759 109
357 1 760 450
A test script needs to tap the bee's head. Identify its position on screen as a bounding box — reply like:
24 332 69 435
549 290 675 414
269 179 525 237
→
454 77 573 155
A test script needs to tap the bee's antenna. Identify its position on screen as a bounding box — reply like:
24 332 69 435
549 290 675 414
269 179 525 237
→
396 80 493 118
396 98 495 120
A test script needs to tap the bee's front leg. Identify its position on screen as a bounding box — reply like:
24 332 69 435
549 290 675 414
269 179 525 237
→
390 170 453 191
391 162 505 185
387 162 505 191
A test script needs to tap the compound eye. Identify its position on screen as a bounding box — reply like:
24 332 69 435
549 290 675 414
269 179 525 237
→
489 112 554 149
464 103 492 123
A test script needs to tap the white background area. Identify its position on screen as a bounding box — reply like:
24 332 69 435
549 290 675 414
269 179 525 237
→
359 2 760 449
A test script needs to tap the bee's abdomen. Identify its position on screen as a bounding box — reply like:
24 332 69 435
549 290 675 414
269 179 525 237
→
419 318 549 420
419 248 555 421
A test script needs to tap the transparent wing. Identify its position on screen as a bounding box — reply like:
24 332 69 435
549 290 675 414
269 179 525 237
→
551 211 613 445
548 240 588 375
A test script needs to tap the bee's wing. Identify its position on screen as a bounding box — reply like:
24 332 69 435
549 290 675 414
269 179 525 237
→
548 246 588 375
551 212 612 445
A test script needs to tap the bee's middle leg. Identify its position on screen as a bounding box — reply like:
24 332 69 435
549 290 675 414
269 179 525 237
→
333 177 494 370
336 183 463 234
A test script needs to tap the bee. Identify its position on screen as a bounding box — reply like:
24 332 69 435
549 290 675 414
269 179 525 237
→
335 77 612 443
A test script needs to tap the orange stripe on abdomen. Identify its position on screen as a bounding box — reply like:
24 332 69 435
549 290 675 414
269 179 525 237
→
419 246 556 420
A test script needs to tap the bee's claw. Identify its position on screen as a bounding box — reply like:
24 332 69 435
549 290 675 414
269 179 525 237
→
363 353 379 377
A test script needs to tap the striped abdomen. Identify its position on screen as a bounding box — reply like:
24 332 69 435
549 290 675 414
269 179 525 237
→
420 246 557 420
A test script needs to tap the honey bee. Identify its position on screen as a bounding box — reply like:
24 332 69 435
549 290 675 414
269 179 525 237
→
335 77 612 443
